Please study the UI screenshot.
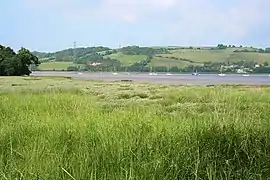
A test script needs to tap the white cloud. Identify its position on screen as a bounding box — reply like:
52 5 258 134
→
165 0 269 40
95 0 177 22
22 0 270 40
23 0 177 22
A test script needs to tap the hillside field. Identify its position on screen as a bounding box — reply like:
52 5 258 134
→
106 52 147 66
1 76 270 179
151 47 270 68
34 46 270 70
38 62 81 70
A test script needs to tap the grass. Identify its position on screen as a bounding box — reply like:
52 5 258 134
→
226 52 270 63
152 48 270 67
38 47 270 70
151 56 203 68
38 48 270 69
151 56 192 68
38 62 81 70
106 52 147 66
167 49 231 63
1 76 270 179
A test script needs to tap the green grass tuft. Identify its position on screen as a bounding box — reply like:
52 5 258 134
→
1 77 270 179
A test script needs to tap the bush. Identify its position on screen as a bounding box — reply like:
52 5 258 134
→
67 66 78 71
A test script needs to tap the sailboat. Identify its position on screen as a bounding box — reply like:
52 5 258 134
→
125 66 130 75
112 66 118 75
242 71 250 77
152 67 158 75
218 73 226 76
166 65 172 75
149 65 153 75
218 66 226 76
192 69 199 76
149 65 157 75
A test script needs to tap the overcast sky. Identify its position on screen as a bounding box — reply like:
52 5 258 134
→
1 0 270 52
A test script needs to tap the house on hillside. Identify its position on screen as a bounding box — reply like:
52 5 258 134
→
237 69 245 73
88 62 101 66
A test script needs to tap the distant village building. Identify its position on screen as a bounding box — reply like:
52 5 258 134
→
237 68 252 73
237 69 245 73
265 47 270 52
88 62 101 66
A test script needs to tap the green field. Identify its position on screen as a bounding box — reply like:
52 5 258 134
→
107 52 147 66
151 56 204 68
226 52 270 63
166 49 232 63
35 47 270 69
1 77 270 179
149 47 270 68
151 56 191 67
38 62 81 70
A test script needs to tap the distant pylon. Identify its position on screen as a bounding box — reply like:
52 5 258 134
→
73 41 77 63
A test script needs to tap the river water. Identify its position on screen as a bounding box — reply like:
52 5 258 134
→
31 71 270 85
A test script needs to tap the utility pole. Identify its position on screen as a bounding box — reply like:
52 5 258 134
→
118 44 121 52
73 41 77 63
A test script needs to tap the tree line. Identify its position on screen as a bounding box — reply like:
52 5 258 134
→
119 46 168 55
32 45 270 73
0 45 40 76
78 64 270 73
33 46 111 62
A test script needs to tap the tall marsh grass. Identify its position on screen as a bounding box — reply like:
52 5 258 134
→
1 79 270 179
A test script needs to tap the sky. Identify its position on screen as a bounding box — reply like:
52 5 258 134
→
1 0 270 52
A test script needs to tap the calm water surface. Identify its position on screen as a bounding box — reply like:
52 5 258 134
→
31 72 270 85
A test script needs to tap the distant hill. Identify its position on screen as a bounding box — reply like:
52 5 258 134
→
33 45 270 73
32 46 111 62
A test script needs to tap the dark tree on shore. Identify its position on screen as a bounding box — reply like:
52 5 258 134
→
0 45 40 76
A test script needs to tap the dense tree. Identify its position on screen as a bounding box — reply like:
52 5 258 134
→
25 44 270 74
263 62 269 67
75 53 104 64
32 46 111 62
253 66 270 73
85 58 121 72
0 45 40 76
119 46 168 55
67 66 79 71
217 44 227 49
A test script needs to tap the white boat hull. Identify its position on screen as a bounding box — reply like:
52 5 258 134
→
218 74 226 76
